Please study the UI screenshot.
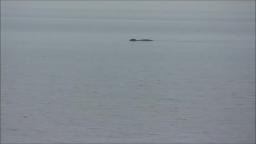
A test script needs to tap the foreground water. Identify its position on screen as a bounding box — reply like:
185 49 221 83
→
1 1 255 143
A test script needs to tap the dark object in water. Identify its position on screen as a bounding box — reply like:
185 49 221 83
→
130 39 153 42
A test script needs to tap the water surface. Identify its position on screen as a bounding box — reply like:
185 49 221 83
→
1 1 255 143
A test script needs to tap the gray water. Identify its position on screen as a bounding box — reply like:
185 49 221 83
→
1 1 255 143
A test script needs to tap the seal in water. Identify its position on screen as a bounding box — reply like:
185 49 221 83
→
130 39 153 42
